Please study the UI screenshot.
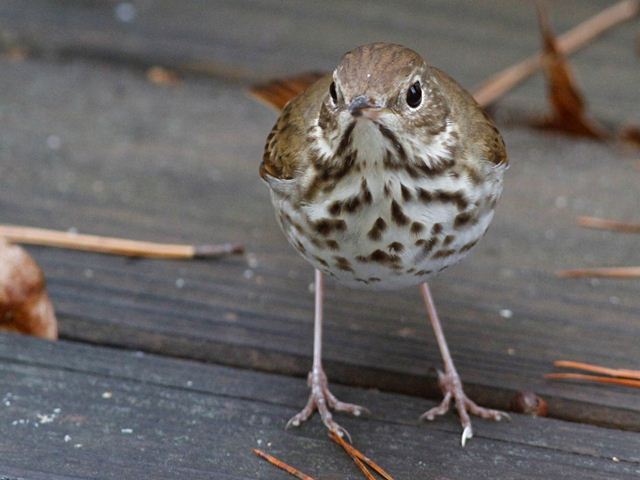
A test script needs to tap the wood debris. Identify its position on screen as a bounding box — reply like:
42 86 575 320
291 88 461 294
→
557 216 640 278
253 449 316 480
0 224 243 260
473 0 640 108
0 238 57 340
546 360 640 389
533 3 609 139
249 72 325 111
146 66 181 86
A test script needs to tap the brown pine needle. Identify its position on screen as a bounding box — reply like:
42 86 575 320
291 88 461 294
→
472 0 640 107
0 224 243 260
578 216 640 233
545 373 640 388
553 360 640 380
556 266 640 279
252 449 316 480
329 431 395 480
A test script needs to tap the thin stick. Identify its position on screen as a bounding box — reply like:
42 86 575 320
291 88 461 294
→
472 0 640 107
556 266 640 278
578 216 640 233
252 449 316 480
0 224 243 260
545 373 640 388
330 431 395 480
554 360 640 380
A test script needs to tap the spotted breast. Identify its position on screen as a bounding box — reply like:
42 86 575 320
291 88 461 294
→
261 43 507 290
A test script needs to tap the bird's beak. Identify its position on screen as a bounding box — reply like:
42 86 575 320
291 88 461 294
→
349 96 383 120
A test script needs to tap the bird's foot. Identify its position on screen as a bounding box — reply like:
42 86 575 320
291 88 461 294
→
420 369 510 446
286 368 369 441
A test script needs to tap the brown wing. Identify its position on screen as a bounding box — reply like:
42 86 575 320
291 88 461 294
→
249 71 326 111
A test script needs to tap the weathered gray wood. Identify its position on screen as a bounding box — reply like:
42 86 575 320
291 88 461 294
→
1 334 639 479
0 1 639 433
0 0 638 125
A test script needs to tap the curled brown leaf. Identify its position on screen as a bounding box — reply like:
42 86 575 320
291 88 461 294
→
0 238 58 340
535 3 609 139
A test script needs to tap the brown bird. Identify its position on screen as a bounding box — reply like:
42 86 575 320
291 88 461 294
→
257 43 508 446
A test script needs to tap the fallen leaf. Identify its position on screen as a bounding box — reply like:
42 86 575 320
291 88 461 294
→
146 66 181 86
250 71 325 111
0 238 58 339
534 3 609 139
619 125 640 147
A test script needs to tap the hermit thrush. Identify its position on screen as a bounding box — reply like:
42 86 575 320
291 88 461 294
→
259 43 508 446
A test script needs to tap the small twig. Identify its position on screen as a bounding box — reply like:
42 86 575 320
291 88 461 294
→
578 216 640 234
0 224 243 260
472 0 640 107
553 360 640 380
252 449 316 480
329 431 395 480
545 373 640 388
556 266 640 278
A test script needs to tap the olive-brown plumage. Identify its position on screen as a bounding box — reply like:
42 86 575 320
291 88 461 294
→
260 43 508 445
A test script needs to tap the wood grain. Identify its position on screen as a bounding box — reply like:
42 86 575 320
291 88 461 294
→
1 334 639 479
0 0 638 436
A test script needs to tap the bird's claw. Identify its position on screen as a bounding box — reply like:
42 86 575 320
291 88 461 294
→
286 368 369 442
420 369 509 447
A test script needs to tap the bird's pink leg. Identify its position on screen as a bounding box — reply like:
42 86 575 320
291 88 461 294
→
419 283 509 446
286 269 369 439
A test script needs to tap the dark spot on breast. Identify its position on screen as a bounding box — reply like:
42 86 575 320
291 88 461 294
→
369 249 401 265
435 190 468 210
410 222 425 235
367 217 387 241
294 240 306 253
313 218 347 236
390 200 409 226
334 256 354 272
432 248 456 258
313 256 329 267
378 124 407 161
400 184 413 201
345 196 361 213
414 269 433 276
459 239 479 253
388 242 404 253
368 277 381 283
431 223 443 235
335 121 356 157
443 235 455 246
326 240 340 251
454 212 475 229
328 201 343 216
416 237 438 255
361 178 373 204
416 187 432 203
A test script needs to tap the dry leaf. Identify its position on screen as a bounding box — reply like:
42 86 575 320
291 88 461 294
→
3 47 29 62
619 125 640 147
535 3 609 139
250 72 325 111
0 238 58 340
146 66 181 86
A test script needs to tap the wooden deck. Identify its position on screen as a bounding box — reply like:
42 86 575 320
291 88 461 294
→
1 1 639 478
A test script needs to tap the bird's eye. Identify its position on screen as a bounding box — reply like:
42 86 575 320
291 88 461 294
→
329 81 338 103
406 81 422 108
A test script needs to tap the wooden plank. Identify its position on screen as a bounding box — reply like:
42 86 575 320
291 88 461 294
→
0 10 639 433
1 334 639 479
0 0 638 122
